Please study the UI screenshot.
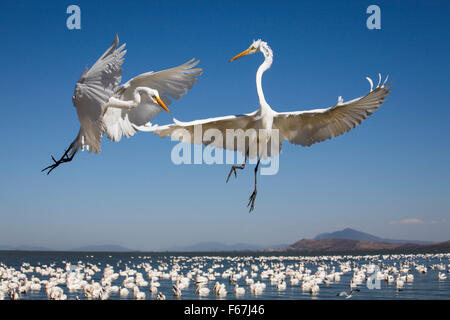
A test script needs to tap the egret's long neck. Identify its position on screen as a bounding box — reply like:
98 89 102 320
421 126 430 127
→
256 44 273 112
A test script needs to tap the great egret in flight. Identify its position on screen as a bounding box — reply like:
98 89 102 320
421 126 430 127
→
42 35 201 174
144 39 391 212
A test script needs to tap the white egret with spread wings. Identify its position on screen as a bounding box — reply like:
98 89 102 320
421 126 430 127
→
144 39 391 212
42 35 201 174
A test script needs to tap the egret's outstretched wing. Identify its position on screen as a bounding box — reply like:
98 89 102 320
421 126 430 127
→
141 111 258 157
117 58 202 105
103 59 202 142
72 35 126 153
273 76 391 147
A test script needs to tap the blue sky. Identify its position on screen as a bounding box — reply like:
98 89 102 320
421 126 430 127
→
0 0 449 250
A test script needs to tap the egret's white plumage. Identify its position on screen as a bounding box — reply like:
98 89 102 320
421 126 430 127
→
103 58 202 142
71 35 126 155
145 39 391 211
147 42 390 156
43 35 201 174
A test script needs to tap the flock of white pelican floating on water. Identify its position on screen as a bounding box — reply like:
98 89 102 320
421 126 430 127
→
0 253 449 300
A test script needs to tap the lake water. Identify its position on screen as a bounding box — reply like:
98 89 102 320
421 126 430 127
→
0 251 449 300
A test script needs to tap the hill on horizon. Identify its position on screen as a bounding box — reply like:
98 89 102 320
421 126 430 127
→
314 228 433 245
0 228 438 253
279 238 450 253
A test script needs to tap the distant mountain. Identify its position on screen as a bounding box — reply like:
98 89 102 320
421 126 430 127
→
70 245 136 252
284 239 400 252
315 228 432 245
0 245 53 251
1 228 438 253
275 239 450 253
163 242 285 252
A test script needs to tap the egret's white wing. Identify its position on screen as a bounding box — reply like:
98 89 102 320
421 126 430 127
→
144 111 259 157
273 77 391 147
72 35 126 153
103 59 202 142
117 58 202 104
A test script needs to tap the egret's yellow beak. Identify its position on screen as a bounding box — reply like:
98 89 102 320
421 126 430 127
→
154 95 170 114
229 47 253 62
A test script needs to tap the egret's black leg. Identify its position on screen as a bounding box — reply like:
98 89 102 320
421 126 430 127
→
226 150 248 183
247 158 260 213
42 140 77 175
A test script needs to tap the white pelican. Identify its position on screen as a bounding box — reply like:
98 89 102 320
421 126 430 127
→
395 276 405 289
9 289 19 300
172 284 182 298
217 286 227 298
276 279 287 291
157 292 166 300
249 281 265 295
135 290 146 300
43 34 201 174
148 39 391 211
234 284 245 296
149 285 158 295
195 284 210 297
119 287 129 296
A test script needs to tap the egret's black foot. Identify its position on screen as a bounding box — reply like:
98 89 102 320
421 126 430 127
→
226 165 245 183
226 167 237 183
247 189 257 213
42 147 76 175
